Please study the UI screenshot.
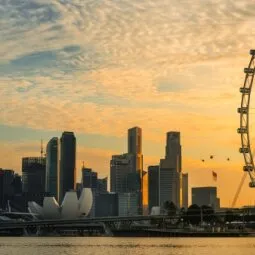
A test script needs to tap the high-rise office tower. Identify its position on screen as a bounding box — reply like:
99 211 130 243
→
192 186 220 210
0 169 15 210
97 177 108 194
128 127 143 214
159 131 182 208
81 167 108 217
95 193 118 217
182 173 188 209
118 192 139 216
81 167 98 217
22 157 46 193
59 132 76 203
82 167 98 190
110 154 135 193
165 132 182 172
12 173 22 195
45 137 59 200
128 127 143 171
148 165 159 213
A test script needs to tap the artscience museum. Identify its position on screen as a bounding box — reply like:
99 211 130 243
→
28 188 93 219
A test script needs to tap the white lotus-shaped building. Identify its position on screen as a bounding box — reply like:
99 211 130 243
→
28 188 93 219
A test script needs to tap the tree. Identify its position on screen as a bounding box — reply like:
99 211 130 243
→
186 204 201 225
201 205 215 223
163 201 177 216
225 210 235 223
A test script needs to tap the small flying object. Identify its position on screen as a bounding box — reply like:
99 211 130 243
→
210 155 214 159
227 158 230 161
201 159 205 162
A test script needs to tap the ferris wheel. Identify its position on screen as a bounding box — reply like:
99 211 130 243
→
238 49 255 188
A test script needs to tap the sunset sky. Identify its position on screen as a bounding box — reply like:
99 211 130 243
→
1 0 255 207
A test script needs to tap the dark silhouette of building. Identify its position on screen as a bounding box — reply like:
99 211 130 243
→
46 137 59 200
192 186 220 210
97 177 108 194
110 153 135 193
22 157 46 193
182 173 189 209
10 192 49 212
82 167 98 190
95 193 118 217
148 165 159 213
81 167 108 217
59 131 76 203
12 173 22 195
0 169 15 210
165 132 182 171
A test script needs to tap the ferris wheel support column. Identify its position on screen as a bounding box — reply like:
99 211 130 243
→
238 49 255 188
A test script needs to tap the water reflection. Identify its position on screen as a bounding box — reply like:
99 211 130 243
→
0 237 254 255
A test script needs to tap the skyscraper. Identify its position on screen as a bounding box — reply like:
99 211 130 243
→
159 131 182 208
192 186 220 210
59 132 76 203
0 169 15 210
81 167 98 217
110 154 135 193
128 127 143 171
45 137 59 200
148 165 159 213
128 127 143 214
97 177 108 194
82 167 98 190
118 193 139 216
165 131 182 172
182 173 188 209
22 157 46 193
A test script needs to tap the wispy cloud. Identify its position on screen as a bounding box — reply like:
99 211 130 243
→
1 0 255 205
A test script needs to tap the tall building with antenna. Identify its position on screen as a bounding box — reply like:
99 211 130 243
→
22 140 46 193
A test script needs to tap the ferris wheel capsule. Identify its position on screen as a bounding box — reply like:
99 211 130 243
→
243 165 253 172
237 127 247 134
250 49 255 55
240 87 251 94
238 107 248 114
249 182 255 188
244 68 255 74
239 147 249 153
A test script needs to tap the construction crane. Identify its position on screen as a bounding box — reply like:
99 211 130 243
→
231 172 247 208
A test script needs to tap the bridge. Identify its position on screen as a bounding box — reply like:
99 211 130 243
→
0 215 173 236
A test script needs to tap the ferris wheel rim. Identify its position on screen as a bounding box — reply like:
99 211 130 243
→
238 49 255 187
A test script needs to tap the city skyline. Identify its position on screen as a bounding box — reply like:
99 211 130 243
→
0 126 247 208
1 0 255 207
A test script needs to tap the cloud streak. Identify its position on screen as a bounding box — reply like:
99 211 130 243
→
1 0 255 206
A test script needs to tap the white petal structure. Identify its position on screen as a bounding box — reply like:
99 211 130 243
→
27 188 93 219
78 188 93 216
150 206 161 216
61 191 79 219
43 197 60 219
28 201 43 219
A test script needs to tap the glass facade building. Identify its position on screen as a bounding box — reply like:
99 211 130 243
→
46 137 59 200
148 165 159 213
59 132 76 203
22 157 46 193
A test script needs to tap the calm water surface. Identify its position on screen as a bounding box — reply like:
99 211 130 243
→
0 237 254 255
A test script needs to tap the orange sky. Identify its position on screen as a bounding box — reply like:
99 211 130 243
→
1 0 255 207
